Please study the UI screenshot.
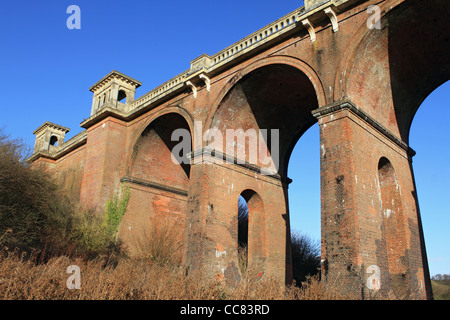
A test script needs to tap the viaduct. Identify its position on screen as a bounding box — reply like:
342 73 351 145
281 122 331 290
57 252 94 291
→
26 0 449 299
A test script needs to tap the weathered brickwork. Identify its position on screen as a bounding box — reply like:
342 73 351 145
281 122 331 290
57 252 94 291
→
27 0 449 299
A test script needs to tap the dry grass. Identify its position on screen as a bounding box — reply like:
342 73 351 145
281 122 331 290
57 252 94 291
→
0 128 351 300
0 247 350 300
134 219 184 267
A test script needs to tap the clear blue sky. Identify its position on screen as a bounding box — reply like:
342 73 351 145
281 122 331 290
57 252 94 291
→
0 1 448 276
288 81 450 277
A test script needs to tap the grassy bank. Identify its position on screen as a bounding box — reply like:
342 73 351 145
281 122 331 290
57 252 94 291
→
0 249 347 300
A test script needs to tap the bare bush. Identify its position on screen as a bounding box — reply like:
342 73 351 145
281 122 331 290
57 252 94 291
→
0 246 353 300
0 129 76 255
135 219 184 266
0 128 349 300
290 230 321 286
0 128 119 260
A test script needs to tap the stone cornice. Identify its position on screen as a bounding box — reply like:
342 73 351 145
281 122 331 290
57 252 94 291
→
89 70 142 93
80 106 128 129
312 99 416 157
126 0 354 114
32 121 70 136
187 147 292 186
120 176 188 197
82 0 355 131
25 151 55 164
25 130 87 163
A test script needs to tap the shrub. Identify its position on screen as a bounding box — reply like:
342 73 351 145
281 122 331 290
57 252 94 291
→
0 129 77 256
71 209 117 259
103 187 130 239
136 219 183 266
290 230 321 286
0 128 123 260
0 128 345 300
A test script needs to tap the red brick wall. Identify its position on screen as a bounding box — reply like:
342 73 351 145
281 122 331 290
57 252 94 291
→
34 0 443 299
53 145 86 202
317 107 428 299
184 159 289 285
119 182 187 258
79 117 128 213
120 112 191 257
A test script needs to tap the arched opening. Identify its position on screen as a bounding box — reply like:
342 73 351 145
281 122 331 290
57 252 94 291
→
129 113 191 185
49 135 58 147
384 0 450 299
210 63 321 282
121 112 192 257
237 195 249 273
288 123 321 285
344 0 449 144
378 157 409 299
210 63 319 177
118 89 127 103
342 0 449 299
238 190 266 274
97 96 101 109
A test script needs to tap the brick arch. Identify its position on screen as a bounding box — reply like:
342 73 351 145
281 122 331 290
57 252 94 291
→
334 0 404 140
334 0 408 101
206 55 327 132
119 108 193 256
127 111 192 187
206 56 325 177
124 106 194 178
336 0 450 144
239 189 268 270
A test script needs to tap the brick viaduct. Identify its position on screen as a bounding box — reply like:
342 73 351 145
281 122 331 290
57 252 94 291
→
27 0 449 299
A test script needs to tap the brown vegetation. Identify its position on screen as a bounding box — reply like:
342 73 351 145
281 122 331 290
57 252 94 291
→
0 248 349 300
0 128 350 300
